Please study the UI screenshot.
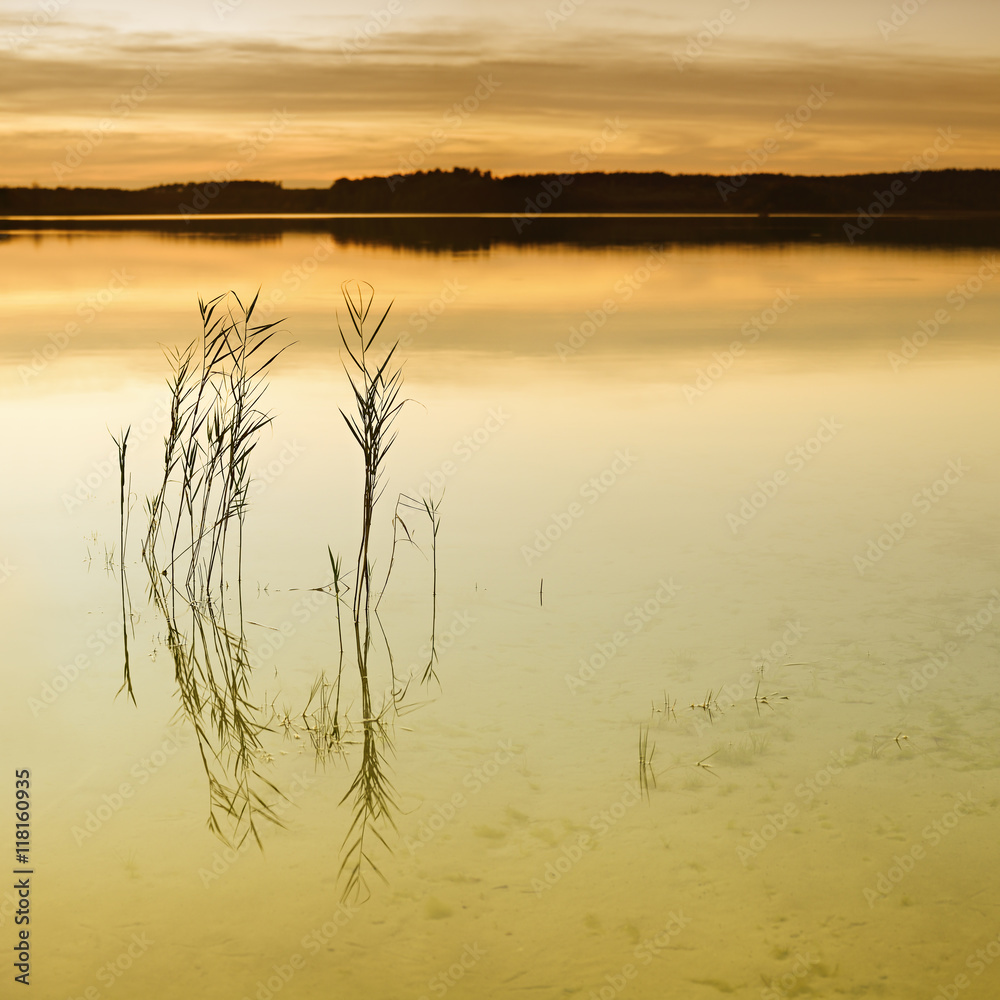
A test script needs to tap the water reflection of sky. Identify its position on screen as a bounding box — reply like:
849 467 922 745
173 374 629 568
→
1 231 999 999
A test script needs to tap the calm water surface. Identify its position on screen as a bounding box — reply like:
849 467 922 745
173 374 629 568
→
1 227 999 999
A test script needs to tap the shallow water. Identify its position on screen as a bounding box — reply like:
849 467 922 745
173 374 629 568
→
2 227 999 999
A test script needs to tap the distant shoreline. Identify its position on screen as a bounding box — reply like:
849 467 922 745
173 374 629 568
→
2 168 998 219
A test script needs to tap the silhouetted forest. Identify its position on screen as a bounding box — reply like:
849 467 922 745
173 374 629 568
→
2 167 999 217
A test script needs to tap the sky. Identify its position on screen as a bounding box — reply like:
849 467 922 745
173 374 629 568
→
1 0 998 187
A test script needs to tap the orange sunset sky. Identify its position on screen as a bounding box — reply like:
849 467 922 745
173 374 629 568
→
2 0 998 188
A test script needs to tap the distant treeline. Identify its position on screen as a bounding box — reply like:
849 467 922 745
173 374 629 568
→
2 167 999 217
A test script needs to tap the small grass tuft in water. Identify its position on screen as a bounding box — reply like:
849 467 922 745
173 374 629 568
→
690 689 720 723
753 678 789 715
693 750 720 776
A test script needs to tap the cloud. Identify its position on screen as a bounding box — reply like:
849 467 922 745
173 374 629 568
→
1 26 997 186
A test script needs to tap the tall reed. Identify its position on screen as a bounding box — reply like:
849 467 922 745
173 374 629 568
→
334 279 407 899
337 280 405 627
142 290 288 848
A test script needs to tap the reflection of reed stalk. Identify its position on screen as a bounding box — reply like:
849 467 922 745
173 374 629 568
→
329 548 345 737
111 426 134 704
638 724 656 801
140 290 288 848
338 620 399 902
396 493 443 685
422 494 441 684
301 548 349 756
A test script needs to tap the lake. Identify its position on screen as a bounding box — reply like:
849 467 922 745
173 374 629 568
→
2 219 999 999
